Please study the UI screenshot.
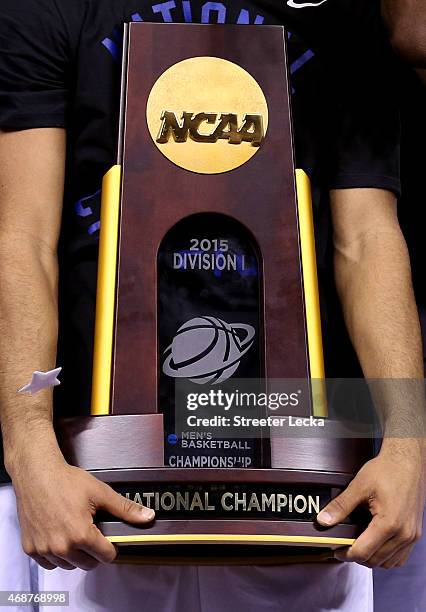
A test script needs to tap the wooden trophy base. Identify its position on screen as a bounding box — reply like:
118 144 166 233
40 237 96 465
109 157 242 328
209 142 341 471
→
57 414 371 564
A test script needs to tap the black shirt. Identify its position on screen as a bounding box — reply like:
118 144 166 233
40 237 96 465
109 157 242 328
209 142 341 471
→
0 0 401 478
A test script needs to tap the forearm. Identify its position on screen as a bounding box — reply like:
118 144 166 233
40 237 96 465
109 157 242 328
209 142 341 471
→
332 197 425 438
0 233 62 474
0 130 151 570
334 228 422 378
320 211 425 565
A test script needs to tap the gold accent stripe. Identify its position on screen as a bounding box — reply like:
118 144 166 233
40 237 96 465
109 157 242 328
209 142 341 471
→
295 169 327 418
91 165 122 416
108 534 354 547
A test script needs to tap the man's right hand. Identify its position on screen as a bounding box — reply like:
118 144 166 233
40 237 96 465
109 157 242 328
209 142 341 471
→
8 436 155 571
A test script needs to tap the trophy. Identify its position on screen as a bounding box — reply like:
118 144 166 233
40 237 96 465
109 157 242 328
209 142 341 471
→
57 23 371 563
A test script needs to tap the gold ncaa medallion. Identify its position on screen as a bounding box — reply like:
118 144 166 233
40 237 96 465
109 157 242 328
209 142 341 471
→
146 56 269 174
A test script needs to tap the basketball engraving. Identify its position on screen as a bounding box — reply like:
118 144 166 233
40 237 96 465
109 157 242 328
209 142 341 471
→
163 316 255 384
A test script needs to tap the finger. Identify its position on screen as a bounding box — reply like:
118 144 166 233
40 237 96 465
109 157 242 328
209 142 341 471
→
45 555 76 571
362 536 409 568
79 524 118 564
381 545 414 570
335 516 395 564
317 478 365 526
97 484 155 524
32 555 57 571
62 549 100 572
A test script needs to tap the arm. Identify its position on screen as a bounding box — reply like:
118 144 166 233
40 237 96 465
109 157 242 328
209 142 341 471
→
382 0 426 66
317 188 426 568
0 128 154 571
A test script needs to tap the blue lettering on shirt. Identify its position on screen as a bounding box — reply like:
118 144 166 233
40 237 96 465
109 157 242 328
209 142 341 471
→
182 1 193 21
152 1 177 22
102 0 265 58
201 2 227 23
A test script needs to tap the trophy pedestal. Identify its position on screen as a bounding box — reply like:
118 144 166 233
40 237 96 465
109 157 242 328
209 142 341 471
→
57 415 370 562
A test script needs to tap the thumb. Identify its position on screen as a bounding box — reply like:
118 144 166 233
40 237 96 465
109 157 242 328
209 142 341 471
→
317 478 364 527
98 485 155 524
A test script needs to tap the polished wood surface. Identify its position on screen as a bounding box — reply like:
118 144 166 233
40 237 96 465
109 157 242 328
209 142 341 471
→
92 467 355 488
114 547 337 566
58 414 370 475
56 415 164 470
113 23 309 415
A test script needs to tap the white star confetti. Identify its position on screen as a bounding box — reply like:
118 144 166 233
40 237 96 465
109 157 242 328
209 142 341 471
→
18 368 62 395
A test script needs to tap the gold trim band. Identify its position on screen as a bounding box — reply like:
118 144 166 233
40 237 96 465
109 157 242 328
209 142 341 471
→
108 534 354 547
91 165 122 416
295 169 327 417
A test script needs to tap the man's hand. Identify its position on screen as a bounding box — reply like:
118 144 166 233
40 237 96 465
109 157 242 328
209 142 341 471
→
8 430 154 571
317 438 425 569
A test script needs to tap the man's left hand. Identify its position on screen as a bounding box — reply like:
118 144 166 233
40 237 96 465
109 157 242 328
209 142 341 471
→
317 438 425 568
